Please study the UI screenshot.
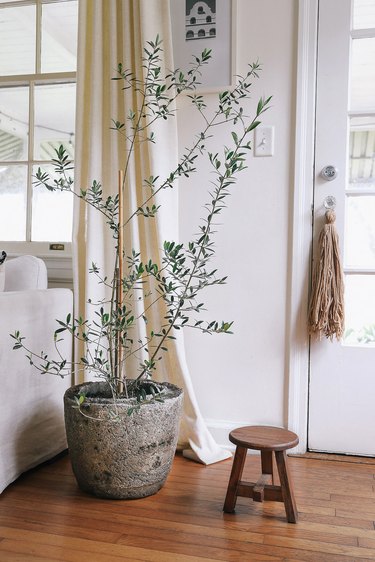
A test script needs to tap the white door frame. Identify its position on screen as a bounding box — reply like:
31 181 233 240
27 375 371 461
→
287 0 319 454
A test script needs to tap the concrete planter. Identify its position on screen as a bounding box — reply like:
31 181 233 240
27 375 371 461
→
64 381 183 499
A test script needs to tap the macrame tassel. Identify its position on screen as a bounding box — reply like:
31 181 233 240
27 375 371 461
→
308 209 345 340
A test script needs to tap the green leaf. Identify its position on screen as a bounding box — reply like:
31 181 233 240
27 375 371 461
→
247 121 260 132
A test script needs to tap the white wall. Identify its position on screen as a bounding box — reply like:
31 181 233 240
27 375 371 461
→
177 0 298 445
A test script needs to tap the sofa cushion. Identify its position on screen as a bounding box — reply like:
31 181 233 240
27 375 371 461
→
4 255 48 291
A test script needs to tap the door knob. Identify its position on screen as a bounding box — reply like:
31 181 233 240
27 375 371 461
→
320 165 338 181
323 195 336 210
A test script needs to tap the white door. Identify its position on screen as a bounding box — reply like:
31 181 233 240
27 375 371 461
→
308 0 375 456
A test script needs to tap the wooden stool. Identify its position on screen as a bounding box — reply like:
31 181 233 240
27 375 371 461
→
223 426 299 523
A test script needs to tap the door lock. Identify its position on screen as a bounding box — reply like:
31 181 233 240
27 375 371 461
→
320 165 338 181
323 195 337 210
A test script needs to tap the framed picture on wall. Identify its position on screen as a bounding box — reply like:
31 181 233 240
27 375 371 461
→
170 0 237 93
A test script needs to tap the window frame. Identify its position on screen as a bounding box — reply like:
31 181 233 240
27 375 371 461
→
0 0 77 259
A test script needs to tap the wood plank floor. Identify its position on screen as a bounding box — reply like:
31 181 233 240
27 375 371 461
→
1 451 375 561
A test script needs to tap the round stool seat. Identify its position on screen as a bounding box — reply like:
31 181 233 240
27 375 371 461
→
229 426 299 452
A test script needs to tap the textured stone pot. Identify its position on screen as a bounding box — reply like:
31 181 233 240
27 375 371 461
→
64 381 183 499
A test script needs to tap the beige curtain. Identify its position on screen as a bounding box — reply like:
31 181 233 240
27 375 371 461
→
73 0 231 465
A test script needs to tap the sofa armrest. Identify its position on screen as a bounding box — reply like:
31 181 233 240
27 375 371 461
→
0 288 73 493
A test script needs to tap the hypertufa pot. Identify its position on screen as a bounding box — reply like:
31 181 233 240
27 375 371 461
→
64 380 183 499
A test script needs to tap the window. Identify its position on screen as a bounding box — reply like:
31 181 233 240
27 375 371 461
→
206 16 212 23
0 0 78 258
190 17 196 24
198 29 206 37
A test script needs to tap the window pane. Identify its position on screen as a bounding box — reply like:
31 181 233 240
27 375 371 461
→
344 275 375 346
353 0 375 30
34 83 75 160
0 6 36 75
32 165 73 242
348 116 375 189
41 1 78 73
0 165 27 240
350 38 375 111
345 196 375 268
0 86 28 161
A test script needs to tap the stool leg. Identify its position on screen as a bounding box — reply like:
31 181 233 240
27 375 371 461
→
275 450 298 523
261 450 274 484
223 446 247 513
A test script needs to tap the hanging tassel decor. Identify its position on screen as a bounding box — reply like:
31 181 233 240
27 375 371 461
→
308 208 345 340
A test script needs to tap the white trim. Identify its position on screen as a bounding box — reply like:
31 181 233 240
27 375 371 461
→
230 0 238 88
205 419 300 456
35 0 42 75
27 82 35 241
0 0 37 8
345 189 375 196
3 252 72 285
286 0 319 454
1 241 72 258
349 110 375 116
351 28 375 39
344 268 375 274
43 255 72 283
0 73 76 86
205 418 260 453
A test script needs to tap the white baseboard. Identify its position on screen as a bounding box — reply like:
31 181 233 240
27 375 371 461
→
205 418 303 456
205 417 259 453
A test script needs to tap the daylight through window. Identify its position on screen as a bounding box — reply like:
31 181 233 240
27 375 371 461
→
0 0 78 255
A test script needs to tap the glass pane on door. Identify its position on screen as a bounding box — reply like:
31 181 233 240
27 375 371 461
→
350 38 375 111
344 275 375 346
345 196 375 268
349 116 375 189
353 0 375 29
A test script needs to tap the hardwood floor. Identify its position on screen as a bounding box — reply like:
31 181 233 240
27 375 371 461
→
1 451 375 561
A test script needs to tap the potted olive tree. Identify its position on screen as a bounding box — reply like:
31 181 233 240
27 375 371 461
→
12 37 270 499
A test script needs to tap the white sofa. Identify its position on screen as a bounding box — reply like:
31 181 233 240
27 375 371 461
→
0 256 73 493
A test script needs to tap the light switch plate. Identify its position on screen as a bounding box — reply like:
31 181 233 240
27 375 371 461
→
254 125 274 157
